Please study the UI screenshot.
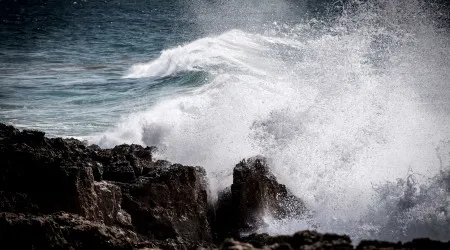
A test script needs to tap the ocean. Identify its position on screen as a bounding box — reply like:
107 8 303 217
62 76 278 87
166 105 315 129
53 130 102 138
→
1 0 450 243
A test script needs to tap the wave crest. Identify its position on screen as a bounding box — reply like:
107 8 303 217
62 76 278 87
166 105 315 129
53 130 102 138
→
95 0 450 242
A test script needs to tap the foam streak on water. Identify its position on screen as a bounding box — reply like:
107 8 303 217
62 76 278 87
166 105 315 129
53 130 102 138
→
91 0 450 242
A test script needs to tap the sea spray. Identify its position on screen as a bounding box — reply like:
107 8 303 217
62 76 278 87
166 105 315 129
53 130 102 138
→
91 0 450 242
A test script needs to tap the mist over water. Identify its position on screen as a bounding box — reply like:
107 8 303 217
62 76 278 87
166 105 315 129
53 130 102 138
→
2 0 450 243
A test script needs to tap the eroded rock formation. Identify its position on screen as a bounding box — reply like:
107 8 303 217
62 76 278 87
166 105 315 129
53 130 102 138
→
0 123 448 250
214 156 307 239
0 123 211 249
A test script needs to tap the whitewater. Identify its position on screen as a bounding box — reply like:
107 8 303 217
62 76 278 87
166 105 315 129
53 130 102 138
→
86 0 450 242
2 0 450 244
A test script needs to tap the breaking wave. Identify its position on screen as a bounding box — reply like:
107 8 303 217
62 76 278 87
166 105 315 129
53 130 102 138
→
90 0 450 242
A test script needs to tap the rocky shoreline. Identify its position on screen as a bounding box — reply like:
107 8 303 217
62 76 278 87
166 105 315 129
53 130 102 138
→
0 123 448 250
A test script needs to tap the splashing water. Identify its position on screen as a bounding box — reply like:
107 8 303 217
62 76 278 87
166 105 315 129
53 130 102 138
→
90 0 450 242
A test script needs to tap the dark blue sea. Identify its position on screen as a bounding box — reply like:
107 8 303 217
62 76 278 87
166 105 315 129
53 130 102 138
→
1 0 450 243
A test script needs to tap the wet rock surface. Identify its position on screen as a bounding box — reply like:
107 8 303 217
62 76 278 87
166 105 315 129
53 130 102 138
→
119 164 211 242
220 230 353 250
218 231 450 250
0 212 140 250
214 157 307 239
0 124 211 249
0 123 449 249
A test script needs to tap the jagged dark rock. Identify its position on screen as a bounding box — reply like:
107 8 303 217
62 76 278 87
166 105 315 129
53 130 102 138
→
356 238 450 250
234 230 352 250
0 123 211 249
219 238 255 249
356 240 403 250
119 164 211 242
0 212 140 250
1 123 449 250
213 233 450 249
0 124 131 226
87 143 156 182
93 144 156 183
214 156 307 239
93 181 132 227
217 230 352 249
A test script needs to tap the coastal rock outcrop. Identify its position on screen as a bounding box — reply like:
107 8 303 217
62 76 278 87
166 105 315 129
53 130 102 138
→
1 123 449 249
91 144 156 183
0 123 211 249
219 231 450 250
119 164 211 242
356 239 450 250
0 212 139 250
0 124 133 227
214 156 307 239
220 230 352 250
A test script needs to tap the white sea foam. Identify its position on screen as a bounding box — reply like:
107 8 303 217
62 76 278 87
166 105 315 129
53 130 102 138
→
91 0 450 242
124 30 275 78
